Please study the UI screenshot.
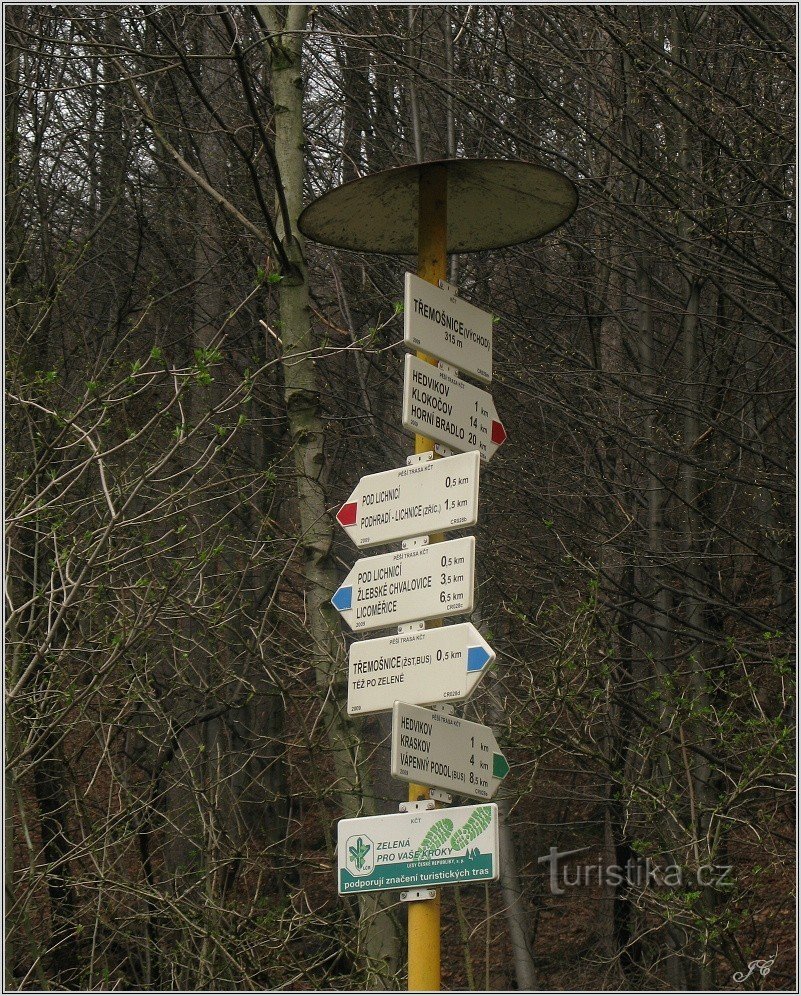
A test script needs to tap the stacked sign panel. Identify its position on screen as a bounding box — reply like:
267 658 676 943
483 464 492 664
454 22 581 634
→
334 274 509 895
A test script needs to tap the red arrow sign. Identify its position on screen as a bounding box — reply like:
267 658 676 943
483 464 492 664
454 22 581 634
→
491 420 507 446
336 501 358 527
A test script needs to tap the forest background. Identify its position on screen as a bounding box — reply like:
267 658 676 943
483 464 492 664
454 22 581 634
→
4 4 795 991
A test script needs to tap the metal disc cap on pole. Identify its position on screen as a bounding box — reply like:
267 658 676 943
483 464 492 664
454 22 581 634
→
298 157 578 255
301 158 576 993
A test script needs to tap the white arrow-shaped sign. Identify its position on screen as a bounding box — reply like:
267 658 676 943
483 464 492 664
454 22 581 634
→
331 536 475 632
402 354 507 462
391 702 510 800
335 450 479 549
347 622 495 715
404 272 493 383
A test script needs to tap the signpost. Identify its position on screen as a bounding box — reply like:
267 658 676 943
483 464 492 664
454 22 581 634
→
335 450 480 549
404 271 493 383
347 622 495 715
337 803 499 895
300 158 576 991
331 536 475 632
391 702 510 800
402 354 507 462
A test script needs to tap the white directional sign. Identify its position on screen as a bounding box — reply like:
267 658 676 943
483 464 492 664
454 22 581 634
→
391 702 510 801
331 536 475 632
338 803 499 894
404 272 493 382
402 354 507 462
347 622 495 715
336 451 480 549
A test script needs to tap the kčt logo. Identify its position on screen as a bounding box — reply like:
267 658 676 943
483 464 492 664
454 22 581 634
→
346 835 374 876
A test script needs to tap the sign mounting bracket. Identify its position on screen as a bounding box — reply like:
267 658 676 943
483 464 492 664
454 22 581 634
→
429 789 453 804
398 620 425 634
399 799 436 814
406 451 434 466
401 888 437 903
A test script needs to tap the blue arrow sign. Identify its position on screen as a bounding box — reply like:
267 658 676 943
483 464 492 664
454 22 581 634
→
467 645 492 672
332 586 352 611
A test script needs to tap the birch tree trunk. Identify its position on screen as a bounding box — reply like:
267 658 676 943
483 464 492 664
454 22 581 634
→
260 6 401 985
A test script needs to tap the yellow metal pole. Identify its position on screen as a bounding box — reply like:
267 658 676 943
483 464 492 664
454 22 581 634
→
407 162 447 993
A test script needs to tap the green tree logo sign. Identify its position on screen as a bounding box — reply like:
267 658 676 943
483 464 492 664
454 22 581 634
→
346 835 374 876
